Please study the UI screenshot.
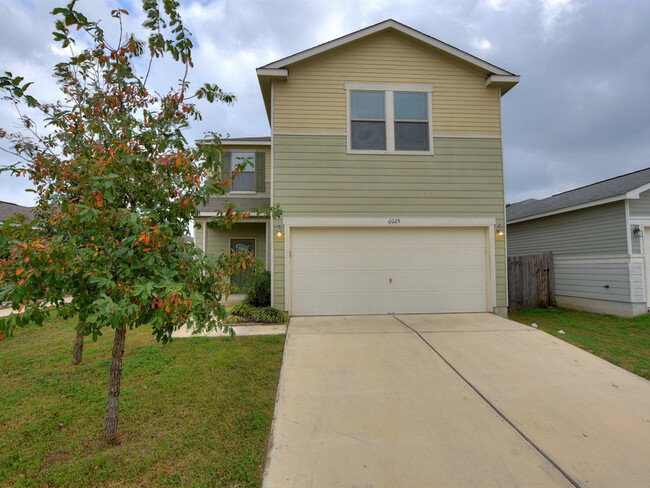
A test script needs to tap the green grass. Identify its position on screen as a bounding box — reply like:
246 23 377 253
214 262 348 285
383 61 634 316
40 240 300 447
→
0 314 285 487
509 307 650 380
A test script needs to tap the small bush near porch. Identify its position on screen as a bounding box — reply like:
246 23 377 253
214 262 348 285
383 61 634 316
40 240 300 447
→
0 315 284 487
509 307 650 380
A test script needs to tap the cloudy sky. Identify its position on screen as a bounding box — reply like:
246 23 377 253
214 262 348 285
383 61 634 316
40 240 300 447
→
1 0 649 207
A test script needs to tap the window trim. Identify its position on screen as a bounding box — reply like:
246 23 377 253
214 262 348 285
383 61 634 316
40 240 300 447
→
346 82 434 155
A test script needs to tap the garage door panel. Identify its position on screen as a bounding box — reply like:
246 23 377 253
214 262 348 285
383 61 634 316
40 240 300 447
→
290 227 488 315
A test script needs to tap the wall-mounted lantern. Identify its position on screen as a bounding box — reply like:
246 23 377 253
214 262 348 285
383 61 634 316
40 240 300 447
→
275 225 283 239
495 224 505 239
633 225 643 238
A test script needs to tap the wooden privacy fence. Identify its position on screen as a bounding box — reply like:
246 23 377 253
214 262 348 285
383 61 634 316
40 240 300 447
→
508 251 555 310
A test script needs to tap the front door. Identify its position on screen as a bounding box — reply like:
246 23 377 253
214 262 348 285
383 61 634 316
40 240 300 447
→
231 238 256 293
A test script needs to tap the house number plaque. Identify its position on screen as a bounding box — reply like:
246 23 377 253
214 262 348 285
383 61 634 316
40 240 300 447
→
388 218 401 224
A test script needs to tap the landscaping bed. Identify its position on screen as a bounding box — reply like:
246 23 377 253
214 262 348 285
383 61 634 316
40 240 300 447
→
509 307 650 380
0 315 284 487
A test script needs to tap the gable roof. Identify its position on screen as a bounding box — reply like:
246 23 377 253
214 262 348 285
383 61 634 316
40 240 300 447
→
0 201 34 223
256 19 520 121
507 167 650 223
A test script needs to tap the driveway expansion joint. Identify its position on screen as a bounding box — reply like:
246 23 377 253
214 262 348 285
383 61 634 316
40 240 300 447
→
392 315 582 488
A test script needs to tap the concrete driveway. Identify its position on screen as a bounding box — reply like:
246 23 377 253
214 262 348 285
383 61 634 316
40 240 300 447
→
263 314 650 488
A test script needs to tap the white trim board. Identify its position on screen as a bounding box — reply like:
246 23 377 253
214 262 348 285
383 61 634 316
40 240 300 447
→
282 216 496 227
272 131 501 139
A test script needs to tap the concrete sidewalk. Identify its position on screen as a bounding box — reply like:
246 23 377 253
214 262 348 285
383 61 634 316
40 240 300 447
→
263 314 650 488
173 323 286 338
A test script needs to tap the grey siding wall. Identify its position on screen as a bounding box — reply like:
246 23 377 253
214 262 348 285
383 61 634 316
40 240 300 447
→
631 261 645 302
629 190 650 217
272 134 507 311
507 202 627 257
554 260 630 303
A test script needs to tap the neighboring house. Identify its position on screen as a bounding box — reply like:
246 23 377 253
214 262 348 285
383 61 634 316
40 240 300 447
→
0 201 34 224
507 167 650 317
196 19 519 316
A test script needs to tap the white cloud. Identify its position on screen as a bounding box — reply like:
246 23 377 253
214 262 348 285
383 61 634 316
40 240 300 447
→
472 38 493 51
541 0 583 36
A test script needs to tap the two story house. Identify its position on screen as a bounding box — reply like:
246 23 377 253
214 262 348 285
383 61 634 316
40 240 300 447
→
195 19 519 317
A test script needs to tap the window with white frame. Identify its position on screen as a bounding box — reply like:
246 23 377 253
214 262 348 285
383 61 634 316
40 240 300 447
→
347 83 433 153
231 152 255 191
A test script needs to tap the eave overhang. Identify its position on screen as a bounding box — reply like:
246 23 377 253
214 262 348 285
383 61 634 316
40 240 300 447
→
256 68 288 124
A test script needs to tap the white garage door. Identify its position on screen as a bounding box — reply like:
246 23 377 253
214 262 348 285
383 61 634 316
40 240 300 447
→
289 227 488 315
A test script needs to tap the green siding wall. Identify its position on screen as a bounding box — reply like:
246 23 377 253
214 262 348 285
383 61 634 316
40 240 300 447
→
272 134 507 311
197 222 268 267
507 202 628 257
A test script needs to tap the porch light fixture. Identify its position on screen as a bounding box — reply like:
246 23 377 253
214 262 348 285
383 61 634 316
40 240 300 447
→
633 225 643 238
495 224 505 238
275 225 283 239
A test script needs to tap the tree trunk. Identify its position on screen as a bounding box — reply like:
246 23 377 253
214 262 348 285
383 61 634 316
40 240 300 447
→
104 325 127 444
72 319 85 365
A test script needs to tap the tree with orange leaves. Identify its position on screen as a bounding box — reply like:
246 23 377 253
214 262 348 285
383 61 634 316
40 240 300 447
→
0 0 277 443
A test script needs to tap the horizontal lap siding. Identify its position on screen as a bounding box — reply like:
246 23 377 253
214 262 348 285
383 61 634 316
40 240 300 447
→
194 225 203 251
629 190 650 217
203 223 268 266
554 261 631 302
273 135 504 215
273 31 501 135
632 262 644 302
507 203 628 256
271 134 507 310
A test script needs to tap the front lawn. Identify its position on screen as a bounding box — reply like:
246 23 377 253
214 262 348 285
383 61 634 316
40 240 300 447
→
509 307 650 380
0 315 284 487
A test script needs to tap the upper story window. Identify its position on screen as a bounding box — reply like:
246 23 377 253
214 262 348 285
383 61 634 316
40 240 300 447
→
346 83 433 154
222 150 266 194
350 91 386 150
231 152 255 192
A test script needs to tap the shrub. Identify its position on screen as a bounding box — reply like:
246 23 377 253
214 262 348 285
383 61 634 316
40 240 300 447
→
228 302 289 324
244 271 271 307
256 307 289 324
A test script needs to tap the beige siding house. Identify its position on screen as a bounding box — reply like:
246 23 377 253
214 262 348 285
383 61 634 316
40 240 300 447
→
197 19 519 316
507 167 650 317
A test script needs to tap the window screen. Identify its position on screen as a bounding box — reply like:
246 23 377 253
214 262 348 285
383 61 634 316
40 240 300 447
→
394 92 428 151
231 152 255 191
350 91 386 150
